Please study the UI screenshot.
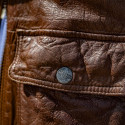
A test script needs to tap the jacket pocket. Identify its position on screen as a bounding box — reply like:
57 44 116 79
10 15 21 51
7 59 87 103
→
8 29 125 96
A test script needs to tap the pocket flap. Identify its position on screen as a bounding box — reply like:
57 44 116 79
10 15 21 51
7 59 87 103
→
9 29 125 96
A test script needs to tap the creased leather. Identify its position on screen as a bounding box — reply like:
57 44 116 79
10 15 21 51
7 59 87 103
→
19 84 125 125
1 0 125 125
8 29 125 95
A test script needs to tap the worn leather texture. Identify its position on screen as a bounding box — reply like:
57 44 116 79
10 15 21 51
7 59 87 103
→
1 0 125 124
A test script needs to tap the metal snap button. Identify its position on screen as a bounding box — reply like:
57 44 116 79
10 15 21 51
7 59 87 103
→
56 67 73 84
27 37 31 41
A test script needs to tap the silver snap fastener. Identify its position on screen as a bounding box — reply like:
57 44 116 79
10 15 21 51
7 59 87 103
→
27 37 31 41
56 67 73 84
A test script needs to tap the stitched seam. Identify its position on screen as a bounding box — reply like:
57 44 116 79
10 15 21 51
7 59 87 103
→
13 81 124 96
16 29 125 42
9 73 123 88
8 76 124 95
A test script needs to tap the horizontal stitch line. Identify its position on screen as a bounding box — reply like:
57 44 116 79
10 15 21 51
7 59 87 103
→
16 29 125 42
9 73 123 88
8 74 124 96
8 70 124 95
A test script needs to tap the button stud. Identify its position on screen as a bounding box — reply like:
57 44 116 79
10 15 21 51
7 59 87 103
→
56 67 73 84
27 37 31 41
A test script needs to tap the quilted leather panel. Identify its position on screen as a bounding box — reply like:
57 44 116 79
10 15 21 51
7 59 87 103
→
9 29 125 95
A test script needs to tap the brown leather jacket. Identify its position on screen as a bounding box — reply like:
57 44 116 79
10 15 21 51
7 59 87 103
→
1 0 125 125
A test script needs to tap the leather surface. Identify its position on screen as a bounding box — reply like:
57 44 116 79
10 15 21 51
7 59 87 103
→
8 0 125 95
1 0 125 124
19 84 125 125
9 29 125 95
